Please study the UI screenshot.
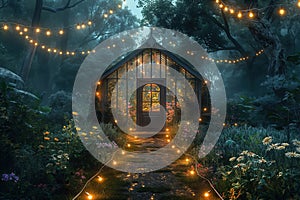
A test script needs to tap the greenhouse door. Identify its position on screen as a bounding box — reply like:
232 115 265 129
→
136 79 166 131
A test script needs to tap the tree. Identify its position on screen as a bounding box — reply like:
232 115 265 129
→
138 0 298 76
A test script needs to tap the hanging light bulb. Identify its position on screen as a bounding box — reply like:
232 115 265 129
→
229 9 235 14
3 24 8 30
224 7 228 12
59 30 64 35
15 25 20 31
35 28 40 33
87 20 92 26
23 27 28 32
237 12 243 18
109 9 114 14
81 23 86 29
76 24 81 30
278 7 286 16
248 11 254 18
103 13 108 18
46 30 51 36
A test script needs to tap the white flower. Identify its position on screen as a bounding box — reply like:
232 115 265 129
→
292 139 300 146
237 156 244 162
285 152 300 158
281 143 290 147
229 157 236 162
275 146 285 150
262 136 272 145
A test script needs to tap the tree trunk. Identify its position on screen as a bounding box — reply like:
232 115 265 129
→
248 19 286 75
20 0 43 82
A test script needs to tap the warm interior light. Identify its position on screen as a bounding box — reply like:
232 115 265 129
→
35 28 40 33
298 1 300 8
3 25 8 30
16 25 20 31
230 9 235 14
23 27 28 32
190 170 195 175
59 30 64 35
127 143 131 148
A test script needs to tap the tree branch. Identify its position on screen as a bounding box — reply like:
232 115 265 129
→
207 46 238 53
0 0 8 9
202 10 247 56
42 0 85 13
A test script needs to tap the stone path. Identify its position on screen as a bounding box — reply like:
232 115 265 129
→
77 132 221 200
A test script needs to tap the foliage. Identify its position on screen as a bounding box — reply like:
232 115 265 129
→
0 70 100 199
216 136 300 199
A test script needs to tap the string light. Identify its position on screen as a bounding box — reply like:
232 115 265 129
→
248 11 255 18
215 0 299 19
278 7 286 16
46 30 51 36
85 192 93 200
190 170 195 175
204 191 210 198
97 176 103 182
0 2 123 38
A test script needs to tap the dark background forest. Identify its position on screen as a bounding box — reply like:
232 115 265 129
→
0 0 300 199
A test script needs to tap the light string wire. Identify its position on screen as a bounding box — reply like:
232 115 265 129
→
1 22 267 62
214 0 300 18
0 4 123 34
71 149 120 200
173 135 224 200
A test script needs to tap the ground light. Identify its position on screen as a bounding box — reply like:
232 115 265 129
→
85 192 93 199
204 190 211 198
